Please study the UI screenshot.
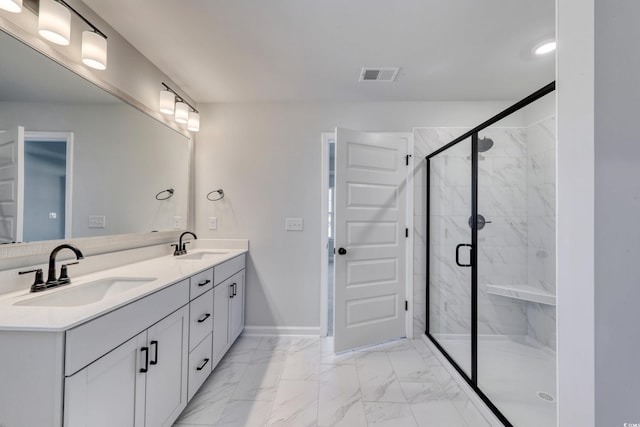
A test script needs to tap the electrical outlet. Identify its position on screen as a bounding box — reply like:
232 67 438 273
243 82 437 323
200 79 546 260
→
285 217 303 231
209 217 217 230
174 216 182 229
49 212 57 219
88 215 106 228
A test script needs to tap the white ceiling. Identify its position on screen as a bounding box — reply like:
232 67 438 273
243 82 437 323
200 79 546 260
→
84 0 555 103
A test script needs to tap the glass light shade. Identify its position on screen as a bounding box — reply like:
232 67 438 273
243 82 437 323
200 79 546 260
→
38 0 71 46
0 0 22 13
175 102 189 124
535 41 556 55
159 90 175 114
187 111 200 132
82 31 107 70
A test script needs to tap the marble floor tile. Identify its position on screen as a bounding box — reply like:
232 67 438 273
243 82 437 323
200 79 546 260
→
355 352 407 403
318 364 366 427
216 400 273 427
387 349 436 382
267 380 319 427
281 350 320 381
410 400 468 427
258 336 293 351
399 381 446 404
364 402 418 427
232 361 284 401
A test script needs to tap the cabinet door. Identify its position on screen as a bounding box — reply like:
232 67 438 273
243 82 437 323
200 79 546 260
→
229 270 245 342
64 332 146 427
145 306 189 427
212 281 230 363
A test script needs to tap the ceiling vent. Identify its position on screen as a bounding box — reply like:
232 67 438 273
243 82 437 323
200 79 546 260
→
359 67 400 82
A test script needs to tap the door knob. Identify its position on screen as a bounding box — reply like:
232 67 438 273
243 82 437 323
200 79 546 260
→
338 247 347 255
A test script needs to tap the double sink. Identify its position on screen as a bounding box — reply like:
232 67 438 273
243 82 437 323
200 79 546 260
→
13 251 228 308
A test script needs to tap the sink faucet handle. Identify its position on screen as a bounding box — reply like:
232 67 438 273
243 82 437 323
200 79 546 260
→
59 262 79 283
170 243 181 256
19 268 46 292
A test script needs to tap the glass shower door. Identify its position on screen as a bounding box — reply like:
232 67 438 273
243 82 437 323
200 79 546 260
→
428 137 474 376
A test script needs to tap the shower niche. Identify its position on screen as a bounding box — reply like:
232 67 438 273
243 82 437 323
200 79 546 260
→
422 84 556 427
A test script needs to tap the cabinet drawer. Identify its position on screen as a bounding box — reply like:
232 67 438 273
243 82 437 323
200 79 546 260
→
65 279 189 376
190 268 214 299
189 289 213 351
188 332 213 401
214 254 245 285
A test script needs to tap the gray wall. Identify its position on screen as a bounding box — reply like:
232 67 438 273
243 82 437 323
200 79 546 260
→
594 0 640 424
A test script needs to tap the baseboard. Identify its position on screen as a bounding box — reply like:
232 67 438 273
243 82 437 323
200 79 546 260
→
421 335 504 427
243 325 321 337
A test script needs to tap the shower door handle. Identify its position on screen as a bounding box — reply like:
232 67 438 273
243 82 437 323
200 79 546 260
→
455 244 472 267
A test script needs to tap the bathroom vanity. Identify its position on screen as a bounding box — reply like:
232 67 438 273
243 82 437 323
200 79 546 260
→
0 248 247 427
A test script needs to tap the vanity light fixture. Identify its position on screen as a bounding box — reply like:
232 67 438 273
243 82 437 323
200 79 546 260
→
160 83 200 132
38 0 71 45
0 0 22 13
35 0 108 69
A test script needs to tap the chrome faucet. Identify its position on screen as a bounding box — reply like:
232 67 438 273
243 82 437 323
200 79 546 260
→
19 243 84 292
172 231 197 256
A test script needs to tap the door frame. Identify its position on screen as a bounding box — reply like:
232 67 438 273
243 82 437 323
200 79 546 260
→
23 131 74 239
320 131 415 339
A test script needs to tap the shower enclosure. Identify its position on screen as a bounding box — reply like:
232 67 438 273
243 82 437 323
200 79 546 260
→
425 83 556 427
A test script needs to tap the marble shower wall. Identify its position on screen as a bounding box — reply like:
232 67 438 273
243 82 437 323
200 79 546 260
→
525 116 557 350
414 119 556 351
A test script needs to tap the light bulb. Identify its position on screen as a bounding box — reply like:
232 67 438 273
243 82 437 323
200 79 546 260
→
535 41 556 55
0 0 22 13
159 90 175 114
38 0 71 46
82 31 107 70
188 111 200 132
175 102 189 124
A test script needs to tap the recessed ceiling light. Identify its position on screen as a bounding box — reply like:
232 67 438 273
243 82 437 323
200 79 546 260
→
534 41 556 55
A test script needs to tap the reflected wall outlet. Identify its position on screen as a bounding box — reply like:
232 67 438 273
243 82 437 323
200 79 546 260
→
285 217 303 231
174 216 182 229
88 215 105 228
209 217 217 230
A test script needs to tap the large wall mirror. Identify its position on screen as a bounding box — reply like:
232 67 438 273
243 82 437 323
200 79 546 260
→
0 29 190 247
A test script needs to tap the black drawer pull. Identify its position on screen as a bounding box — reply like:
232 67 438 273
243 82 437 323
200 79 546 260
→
197 313 211 323
150 340 159 365
140 347 149 373
196 358 210 371
198 279 211 287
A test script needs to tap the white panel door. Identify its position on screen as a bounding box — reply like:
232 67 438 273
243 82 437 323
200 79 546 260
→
0 126 24 243
334 128 408 352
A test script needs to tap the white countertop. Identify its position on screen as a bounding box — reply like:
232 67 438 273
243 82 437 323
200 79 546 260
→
0 249 247 332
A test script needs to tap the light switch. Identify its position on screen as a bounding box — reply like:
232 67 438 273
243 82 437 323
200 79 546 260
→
49 212 57 219
88 215 106 228
285 217 303 231
209 217 217 230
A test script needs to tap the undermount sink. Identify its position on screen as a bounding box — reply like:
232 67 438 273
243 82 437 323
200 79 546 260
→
15 277 157 307
176 251 229 261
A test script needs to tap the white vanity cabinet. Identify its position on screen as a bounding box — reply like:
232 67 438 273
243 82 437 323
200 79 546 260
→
212 255 246 365
64 306 189 427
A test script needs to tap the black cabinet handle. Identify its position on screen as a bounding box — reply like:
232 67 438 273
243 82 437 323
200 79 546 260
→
150 340 158 365
232 282 237 296
198 279 211 287
338 247 347 255
140 347 149 373
455 244 473 267
196 358 210 371
229 283 234 298
197 313 211 323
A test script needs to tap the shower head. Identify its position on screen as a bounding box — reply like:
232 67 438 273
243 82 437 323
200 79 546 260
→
478 137 494 152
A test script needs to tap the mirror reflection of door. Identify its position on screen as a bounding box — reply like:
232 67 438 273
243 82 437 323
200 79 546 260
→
22 131 73 242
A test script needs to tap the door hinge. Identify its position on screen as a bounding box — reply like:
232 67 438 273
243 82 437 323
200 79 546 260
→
405 154 412 166
405 300 408 311
405 228 409 238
